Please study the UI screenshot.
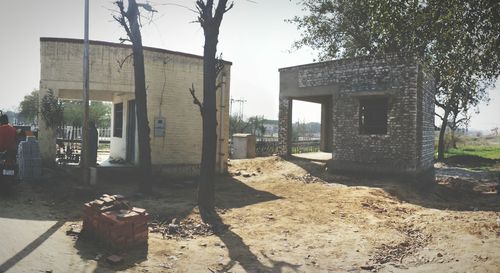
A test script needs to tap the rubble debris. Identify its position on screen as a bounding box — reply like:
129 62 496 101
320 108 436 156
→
283 173 321 184
360 200 388 213
232 169 260 178
438 177 474 191
360 265 375 270
66 224 81 238
82 194 149 249
106 254 124 265
149 216 217 239
369 225 430 265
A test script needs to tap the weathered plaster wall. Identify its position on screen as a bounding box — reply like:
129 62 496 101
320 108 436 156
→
279 55 435 177
39 38 231 175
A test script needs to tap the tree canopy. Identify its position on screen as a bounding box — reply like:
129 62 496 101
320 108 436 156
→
19 90 39 124
290 0 499 106
62 101 111 128
290 0 500 160
18 90 111 128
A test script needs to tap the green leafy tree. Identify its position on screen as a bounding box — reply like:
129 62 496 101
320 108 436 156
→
229 114 250 136
248 115 266 136
19 90 39 125
62 101 111 127
290 0 500 161
40 90 64 129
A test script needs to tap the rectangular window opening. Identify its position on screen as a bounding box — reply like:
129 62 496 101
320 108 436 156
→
113 103 123 138
359 97 388 135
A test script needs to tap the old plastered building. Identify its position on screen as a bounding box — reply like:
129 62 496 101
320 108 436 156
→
279 55 435 179
39 37 231 176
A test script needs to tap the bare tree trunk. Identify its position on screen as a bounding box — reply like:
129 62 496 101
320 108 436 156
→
437 109 450 161
130 0 152 193
194 0 233 215
115 0 153 193
198 35 218 211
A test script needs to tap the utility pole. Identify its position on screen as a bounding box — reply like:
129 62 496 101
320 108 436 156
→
230 97 246 118
82 0 90 184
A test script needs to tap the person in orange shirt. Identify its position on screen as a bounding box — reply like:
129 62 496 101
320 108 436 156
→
0 113 17 159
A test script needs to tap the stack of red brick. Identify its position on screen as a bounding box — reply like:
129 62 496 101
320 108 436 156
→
82 194 149 249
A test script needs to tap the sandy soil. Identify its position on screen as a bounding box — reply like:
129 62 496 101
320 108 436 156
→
1 156 499 273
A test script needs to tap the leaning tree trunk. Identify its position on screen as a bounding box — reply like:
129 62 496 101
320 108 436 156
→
437 109 450 161
128 0 152 193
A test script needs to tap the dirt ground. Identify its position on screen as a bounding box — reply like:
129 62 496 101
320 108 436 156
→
1 156 499 273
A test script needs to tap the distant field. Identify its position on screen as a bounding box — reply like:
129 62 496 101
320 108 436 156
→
436 135 500 161
446 145 500 160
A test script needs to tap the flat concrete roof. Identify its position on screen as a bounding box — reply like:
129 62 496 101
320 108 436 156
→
40 37 233 65
278 54 418 72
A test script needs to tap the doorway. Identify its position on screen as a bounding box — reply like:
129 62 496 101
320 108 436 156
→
289 96 333 160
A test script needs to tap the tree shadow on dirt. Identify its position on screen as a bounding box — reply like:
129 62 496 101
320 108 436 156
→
73 235 148 273
0 165 285 272
69 174 283 272
203 211 301 273
286 156 500 212
214 176 283 209
0 220 65 272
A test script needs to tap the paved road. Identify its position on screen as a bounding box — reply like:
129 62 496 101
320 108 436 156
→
0 208 99 273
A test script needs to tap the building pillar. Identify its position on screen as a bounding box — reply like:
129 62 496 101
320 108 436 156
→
278 97 292 156
320 97 333 152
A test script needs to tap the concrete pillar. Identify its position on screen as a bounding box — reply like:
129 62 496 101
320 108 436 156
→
278 97 292 156
38 87 58 167
320 97 333 152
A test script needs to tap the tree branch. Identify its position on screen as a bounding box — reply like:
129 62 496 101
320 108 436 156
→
119 37 131 44
214 0 232 25
117 52 134 71
215 53 225 76
189 83 204 115
224 2 234 13
113 1 132 39
455 117 468 125
434 100 447 110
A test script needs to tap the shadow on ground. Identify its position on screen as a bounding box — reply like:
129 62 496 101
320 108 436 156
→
0 221 65 272
204 211 301 273
0 164 283 272
286 156 500 212
73 236 148 273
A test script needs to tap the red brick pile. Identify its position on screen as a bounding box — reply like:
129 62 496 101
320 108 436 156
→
82 194 149 249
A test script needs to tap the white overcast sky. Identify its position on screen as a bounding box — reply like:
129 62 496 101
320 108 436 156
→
0 0 498 131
